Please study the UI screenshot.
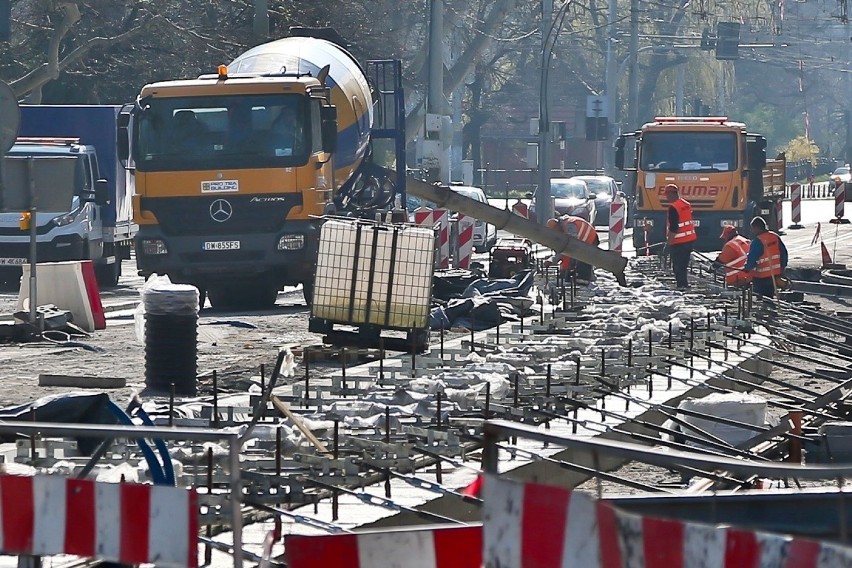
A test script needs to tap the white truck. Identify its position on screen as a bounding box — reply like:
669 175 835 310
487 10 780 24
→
0 106 136 287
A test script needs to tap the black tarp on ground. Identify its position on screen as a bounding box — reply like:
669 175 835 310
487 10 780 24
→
0 392 119 454
430 270 535 330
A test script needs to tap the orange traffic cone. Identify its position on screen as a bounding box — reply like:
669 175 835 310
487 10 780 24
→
821 240 834 267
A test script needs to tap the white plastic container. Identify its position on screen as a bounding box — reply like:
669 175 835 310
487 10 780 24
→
677 392 767 448
311 219 435 329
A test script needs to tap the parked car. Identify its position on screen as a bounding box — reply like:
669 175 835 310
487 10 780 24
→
530 178 596 225
831 165 851 184
570 175 626 226
447 184 497 252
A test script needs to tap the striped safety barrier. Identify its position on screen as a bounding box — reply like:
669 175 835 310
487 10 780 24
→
836 181 847 221
789 182 803 228
414 207 449 269
456 214 474 269
286 525 482 568
775 199 783 230
511 201 529 219
608 196 626 254
0 474 197 567
483 475 852 568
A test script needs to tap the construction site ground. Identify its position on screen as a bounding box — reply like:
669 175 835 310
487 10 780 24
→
0 198 849 565
0 198 844 409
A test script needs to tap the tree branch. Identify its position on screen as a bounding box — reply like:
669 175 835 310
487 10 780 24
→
11 12 162 98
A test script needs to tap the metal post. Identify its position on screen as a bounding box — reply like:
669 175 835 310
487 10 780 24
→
627 0 639 130
228 434 244 568
536 0 555 224
27 157 37 326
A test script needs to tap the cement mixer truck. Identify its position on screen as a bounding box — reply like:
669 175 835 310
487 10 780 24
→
119 30 625 309
118 29 404 308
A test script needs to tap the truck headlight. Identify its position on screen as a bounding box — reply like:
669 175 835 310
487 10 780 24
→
51 211 77 227
141 239 168 255
278 234 304 250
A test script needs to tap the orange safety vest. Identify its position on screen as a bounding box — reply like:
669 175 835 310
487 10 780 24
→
754 231 783 277
668 198 698 245
556 216 598 269
716 235 752 286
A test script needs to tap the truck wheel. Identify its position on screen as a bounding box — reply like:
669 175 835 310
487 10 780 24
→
95 259 121 288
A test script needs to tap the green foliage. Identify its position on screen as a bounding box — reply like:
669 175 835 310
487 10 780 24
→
728 101 802 156
781 135 820 164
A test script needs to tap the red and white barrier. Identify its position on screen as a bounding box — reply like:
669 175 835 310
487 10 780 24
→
483 475 852 568
832 181 847 223
17 260 105 331
642 219 652 256
0 474 197 567
775 199 783 230
789 183 802 228
456 214 474 269
286 525 482 568
512 201 529 219
608 196 626 254
414 207 449 269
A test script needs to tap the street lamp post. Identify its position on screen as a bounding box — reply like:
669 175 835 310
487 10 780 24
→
535 0 555 225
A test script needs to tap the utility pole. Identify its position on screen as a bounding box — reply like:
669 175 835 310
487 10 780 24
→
675 64 684 115
627 0 639 130
536 0 554 225
604 0 617 169
253 0 268 40
424 0 448 183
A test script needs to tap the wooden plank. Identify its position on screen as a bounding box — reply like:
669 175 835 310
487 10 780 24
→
38 374 126 388
271 395 330 454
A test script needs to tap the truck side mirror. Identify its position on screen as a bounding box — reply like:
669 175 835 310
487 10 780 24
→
614 137 625 170
117 104 133 167
94 178 109 206
321 106 338 154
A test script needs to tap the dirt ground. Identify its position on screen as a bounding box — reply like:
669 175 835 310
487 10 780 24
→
0 262 322 409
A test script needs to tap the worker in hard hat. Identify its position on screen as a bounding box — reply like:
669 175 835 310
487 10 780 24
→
713 226 752 287
545 214 599 282
664 183 697 290
743 216 788 298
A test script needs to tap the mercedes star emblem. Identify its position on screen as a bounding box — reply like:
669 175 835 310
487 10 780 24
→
210 199 233 222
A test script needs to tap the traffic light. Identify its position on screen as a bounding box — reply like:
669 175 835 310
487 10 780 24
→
0 0 10 42
700 28 716 51
715 22 740 60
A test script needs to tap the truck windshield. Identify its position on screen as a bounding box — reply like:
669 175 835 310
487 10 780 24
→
640 132 737 173
135 94 310 171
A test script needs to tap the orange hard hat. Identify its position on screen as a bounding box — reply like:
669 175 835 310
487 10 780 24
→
720 225 737 239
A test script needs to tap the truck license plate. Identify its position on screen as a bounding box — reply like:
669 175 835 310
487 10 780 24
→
0 258 27 265
203 241 240 251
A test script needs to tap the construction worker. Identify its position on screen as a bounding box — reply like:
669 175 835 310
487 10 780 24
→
743 216 788 298
714 226 752 287
664 184 697 290
545 214 599 281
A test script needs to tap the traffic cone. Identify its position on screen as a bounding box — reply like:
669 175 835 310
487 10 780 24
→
821 240 834 268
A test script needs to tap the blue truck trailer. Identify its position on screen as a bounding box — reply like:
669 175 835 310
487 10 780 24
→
0 105 136 286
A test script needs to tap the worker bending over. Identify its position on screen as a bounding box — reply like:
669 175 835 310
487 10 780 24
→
664 184 697 290
546 214 599 282
743 216 788 297
714 226 752 287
